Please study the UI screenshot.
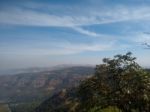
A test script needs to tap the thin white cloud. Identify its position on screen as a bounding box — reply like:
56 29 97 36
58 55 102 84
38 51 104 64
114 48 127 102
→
1 6 150 34
138 34 150 44
130 32 150 44
71 27 100 37
0 41 127 55
60 42 115 52
0 3 148 49
1 3 150 45
0 9 75 27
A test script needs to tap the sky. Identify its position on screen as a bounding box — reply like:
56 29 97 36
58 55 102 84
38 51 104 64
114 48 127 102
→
0 0 150 71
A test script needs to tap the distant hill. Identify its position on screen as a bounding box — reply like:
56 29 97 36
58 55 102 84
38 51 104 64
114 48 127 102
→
0 65 78 75
0 66 94 103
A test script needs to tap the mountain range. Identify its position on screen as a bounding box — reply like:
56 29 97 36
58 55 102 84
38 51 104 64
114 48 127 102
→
0 66 94 103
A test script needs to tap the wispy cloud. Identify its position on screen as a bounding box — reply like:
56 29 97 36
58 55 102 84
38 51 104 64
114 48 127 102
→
133 32 150 44
0 41 127 55
71 27 100 37
0 2 149 52
1 0 150 69
0 1 150 49
1 4 150 37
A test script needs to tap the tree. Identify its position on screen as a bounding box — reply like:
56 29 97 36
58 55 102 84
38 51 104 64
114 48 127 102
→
77 52 150 112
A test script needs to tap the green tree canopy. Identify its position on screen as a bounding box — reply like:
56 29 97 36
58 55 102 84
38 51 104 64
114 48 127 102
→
77 52 150 112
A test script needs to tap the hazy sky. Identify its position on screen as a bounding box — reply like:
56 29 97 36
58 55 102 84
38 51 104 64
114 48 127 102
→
1 0 150 71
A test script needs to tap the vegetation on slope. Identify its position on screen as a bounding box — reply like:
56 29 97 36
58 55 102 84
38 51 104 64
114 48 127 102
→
77 52 150 112
35 52 150 112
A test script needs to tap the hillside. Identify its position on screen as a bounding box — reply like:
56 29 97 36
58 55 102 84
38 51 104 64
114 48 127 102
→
34 88 120 112
34 88 78 112
34 53 150 112
0 66 94 103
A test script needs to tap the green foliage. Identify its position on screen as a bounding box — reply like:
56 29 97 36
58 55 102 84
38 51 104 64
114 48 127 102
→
89 106 120 112
77 52 150 112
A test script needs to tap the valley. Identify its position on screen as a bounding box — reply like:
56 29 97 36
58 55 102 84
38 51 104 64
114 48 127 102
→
0 66 94 112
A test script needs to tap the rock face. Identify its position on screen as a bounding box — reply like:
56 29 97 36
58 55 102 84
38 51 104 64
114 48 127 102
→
0 66 94 103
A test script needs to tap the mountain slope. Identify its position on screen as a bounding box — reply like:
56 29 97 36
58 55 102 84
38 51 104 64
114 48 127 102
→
34 88 78 112
0 66 94 103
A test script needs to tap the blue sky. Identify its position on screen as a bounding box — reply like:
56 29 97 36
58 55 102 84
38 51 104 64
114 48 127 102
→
0 0 150 71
